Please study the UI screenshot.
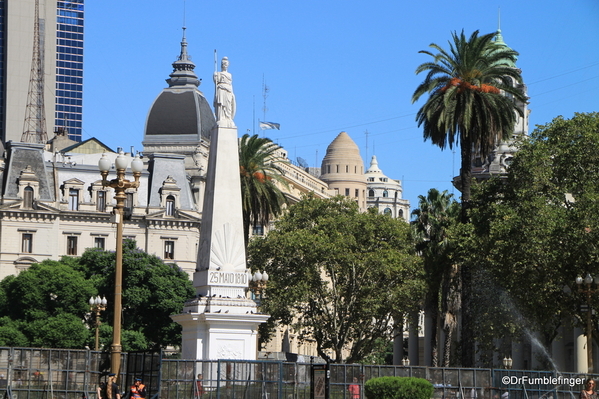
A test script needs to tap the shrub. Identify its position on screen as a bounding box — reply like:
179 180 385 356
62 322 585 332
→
364 376 434 399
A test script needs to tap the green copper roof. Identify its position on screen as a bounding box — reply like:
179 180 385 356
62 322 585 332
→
493 29 517 68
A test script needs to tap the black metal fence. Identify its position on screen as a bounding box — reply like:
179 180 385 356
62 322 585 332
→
0 347 594 399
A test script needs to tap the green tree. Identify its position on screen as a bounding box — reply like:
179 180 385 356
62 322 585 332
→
239 133 288 246
411 189 460 366
249 195 424 363
74 239 195 351
0 260 95 348
412 30 526 366
463 113 599 366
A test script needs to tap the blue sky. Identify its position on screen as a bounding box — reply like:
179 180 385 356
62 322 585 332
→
83 0 599 211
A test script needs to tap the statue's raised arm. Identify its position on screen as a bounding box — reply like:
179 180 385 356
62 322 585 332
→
213 57 236 127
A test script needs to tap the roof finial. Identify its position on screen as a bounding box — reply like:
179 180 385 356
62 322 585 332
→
498 7 501 33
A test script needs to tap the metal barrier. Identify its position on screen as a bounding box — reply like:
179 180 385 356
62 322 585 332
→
0 347 594 399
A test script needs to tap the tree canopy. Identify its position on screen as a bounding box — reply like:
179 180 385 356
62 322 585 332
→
248 195 425 363
462 113 599 365
0 240 194 350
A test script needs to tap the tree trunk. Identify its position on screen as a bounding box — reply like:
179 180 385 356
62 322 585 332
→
428 300 439 367
460 139 475 367
443 323 453 367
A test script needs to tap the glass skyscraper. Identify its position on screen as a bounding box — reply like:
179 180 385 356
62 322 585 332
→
55 0 84 141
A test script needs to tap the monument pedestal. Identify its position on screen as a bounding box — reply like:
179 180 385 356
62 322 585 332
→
172 297 269 360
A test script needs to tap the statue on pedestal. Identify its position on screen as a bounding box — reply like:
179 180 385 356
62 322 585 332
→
214 57 236 127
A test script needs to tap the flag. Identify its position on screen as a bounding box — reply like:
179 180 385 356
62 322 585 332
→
259 121 280 130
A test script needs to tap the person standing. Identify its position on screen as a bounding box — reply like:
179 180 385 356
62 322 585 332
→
195 374 205 398
129 378 146 399
348 377 360 399
97 374 120 399
581 378 597 399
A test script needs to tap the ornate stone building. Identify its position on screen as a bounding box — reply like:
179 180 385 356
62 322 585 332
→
365 155 410 222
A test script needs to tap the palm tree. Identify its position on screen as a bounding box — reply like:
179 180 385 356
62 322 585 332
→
412 188 460 366
412 30 526 222
239 133 288 246
412 30 527 366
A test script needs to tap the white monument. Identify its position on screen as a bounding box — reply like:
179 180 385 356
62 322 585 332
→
172 57 269 360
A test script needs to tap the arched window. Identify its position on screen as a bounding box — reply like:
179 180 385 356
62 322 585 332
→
166 195 175 216
383 208 392 216
383 190 389 198
23 187 34 209
368 189 375 197
399 209 404 219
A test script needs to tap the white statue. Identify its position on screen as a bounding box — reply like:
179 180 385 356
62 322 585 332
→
214 57 236 127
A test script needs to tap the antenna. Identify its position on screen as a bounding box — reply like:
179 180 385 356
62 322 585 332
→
364 130 370 159
498 7 501 31
262 75 269 125
22 0 48 144
183 0 186 28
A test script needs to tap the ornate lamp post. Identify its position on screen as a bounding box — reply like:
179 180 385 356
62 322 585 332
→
98 151 143 377
249 271 269 298
502 356 512 369
89 296 107 351
576 273 599 373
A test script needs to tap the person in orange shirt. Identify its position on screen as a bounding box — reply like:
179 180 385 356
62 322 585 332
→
348 377 360 399
129 379 146 399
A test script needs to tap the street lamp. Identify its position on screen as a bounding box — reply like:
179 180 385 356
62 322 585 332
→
502 356 512 369
98 151 143 377
250 271 269 298
576 273 599 373
89 296 107 351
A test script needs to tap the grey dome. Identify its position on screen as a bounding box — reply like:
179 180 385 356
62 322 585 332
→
143 28 216 145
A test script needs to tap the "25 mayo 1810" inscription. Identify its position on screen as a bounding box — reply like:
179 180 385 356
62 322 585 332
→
209 271 248 286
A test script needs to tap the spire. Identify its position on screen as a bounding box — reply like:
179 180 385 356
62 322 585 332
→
166 27 200 88
492 13 517 68
22 0 48 144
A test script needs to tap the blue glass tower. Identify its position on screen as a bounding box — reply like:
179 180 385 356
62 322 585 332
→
55 0 84 141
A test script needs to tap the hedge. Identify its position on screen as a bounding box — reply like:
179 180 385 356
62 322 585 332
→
364 376 434 399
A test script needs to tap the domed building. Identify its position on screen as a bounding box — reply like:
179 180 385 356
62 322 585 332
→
319 131 367 211
142 28 216 207
365 155 409 222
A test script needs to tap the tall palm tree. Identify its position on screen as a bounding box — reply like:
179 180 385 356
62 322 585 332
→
239 133 288 247
412 188 460 366
412 30 526 222
412 30 527 366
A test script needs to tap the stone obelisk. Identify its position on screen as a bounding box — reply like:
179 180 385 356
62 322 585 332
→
172 57 268 360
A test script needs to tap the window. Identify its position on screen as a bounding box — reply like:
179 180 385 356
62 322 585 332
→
368 189 375 197
68 189 79 210
383 208 392 216
97 191 106 212
336 165 339 173
165 195 175 216
67 236 78 255
355 189 359 197
164 241 175 260
23 187 34 209
346 165 349 173
252 224 264 236
345 188 350 196
94 237 105 249
22 234 33 253
399 209 404 219
327 165 331 174
383 190 389 198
